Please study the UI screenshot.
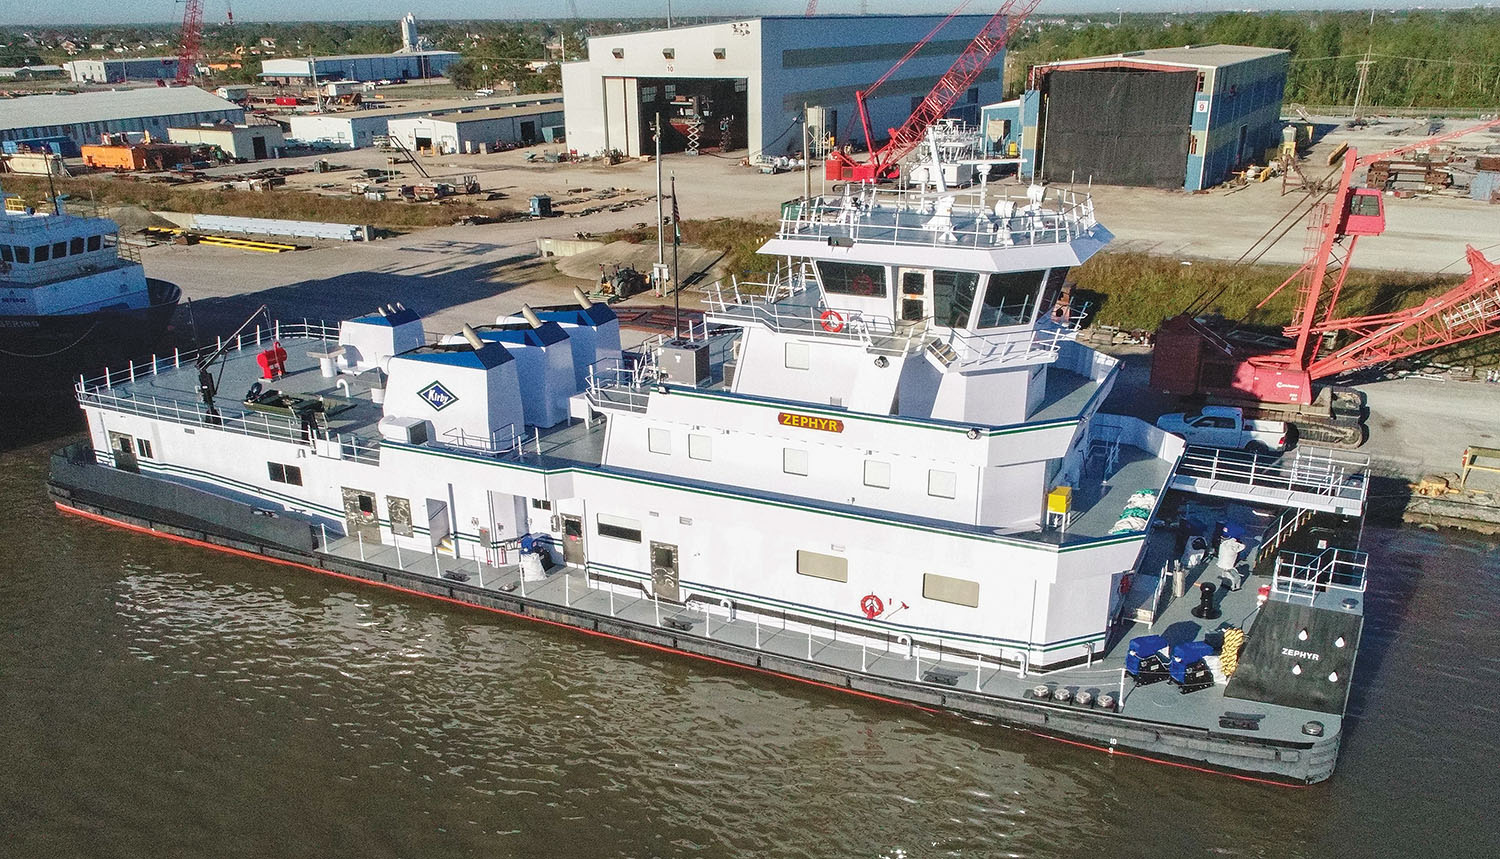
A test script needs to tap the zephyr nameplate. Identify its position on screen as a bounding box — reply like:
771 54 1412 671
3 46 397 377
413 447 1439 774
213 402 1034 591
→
778 412 844 433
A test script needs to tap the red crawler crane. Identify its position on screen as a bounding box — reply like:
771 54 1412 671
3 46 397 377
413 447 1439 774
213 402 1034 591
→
825 0 1041 182
1151 119 1500 445
175 0 204 85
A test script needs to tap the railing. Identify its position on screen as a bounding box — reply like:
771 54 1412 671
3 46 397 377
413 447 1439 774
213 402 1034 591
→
1260 506 1315 560
439 423 525 458
585 355 656 413
1174 446 1370 507
80 319 341 389
776 184 1099 250
932 321 1076 370
1272 547 1369 604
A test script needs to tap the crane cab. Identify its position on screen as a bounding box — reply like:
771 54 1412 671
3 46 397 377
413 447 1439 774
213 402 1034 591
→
1339 188 1385 237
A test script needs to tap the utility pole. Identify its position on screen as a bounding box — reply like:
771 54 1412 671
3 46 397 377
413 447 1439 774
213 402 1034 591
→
1352 50 1373 125
655 113 665 296
803 102 812 201
667 0 673 29
309 54 321 113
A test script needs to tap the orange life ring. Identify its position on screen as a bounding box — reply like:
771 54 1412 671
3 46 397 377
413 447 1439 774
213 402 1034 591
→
820 309 845 333
859 593 883 620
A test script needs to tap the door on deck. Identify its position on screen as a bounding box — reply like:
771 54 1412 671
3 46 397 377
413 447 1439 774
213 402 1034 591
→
341 487 381 544
649 541 680 602
561 514 586 566
898 268 931 323
107 432 138 472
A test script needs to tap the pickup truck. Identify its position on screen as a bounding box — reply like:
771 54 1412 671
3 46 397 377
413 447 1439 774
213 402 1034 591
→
1155 406 1290 452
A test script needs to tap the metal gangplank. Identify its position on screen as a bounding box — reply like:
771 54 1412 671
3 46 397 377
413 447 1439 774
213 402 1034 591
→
1167 445 1369 516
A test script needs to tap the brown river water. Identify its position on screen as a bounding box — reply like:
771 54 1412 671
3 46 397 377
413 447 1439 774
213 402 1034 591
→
2 421 1497 858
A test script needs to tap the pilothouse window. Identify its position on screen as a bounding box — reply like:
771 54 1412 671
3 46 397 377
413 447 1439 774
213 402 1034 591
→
816 261 886 298
976 270 1046 328
932 270 980 328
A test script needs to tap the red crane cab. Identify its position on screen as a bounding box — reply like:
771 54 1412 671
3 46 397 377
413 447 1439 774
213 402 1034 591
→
1339 188 1385 237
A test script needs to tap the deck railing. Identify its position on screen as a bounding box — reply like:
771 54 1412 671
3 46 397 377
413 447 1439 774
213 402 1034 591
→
1175 445 1370 507
1272 547 1369 603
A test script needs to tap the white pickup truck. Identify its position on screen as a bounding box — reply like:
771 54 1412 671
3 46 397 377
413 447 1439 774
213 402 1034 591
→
1155 406 1290 452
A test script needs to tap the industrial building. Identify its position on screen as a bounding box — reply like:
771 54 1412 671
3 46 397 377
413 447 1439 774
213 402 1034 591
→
0 65 66 80
0 87 245 157
64 56 181 84
981 44 1288 191
560 14 1004 159
385 103 566 154
287 93 562 149
260 51 462 84
167 123 286 160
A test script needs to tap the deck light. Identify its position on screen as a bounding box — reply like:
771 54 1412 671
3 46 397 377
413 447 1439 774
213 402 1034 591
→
966 428 981 439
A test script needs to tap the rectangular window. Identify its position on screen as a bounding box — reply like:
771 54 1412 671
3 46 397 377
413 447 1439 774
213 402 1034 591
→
0 246 11 263
647 427 672 455
816 260 886 298
796 549 848 582
975 270 1044 328
134 438 153 459
923 572 979 607
267 462 303 485
933 270 981 328
784 341 810 370
33 245 48 262
597 512 642 543
863 459 891 489
531 498 551 510
87 234 102 251
69 237 84 255
927 469 957 499
13 245 27 264
688 433 711 461
783 447 808 476
51 241 66 258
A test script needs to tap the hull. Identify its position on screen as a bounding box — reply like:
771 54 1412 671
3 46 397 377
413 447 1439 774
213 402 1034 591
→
0 278 180 396
48 446 1343 786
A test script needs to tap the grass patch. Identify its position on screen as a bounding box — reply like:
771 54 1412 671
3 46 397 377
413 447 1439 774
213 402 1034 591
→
603 218 780 277
2 175 488 230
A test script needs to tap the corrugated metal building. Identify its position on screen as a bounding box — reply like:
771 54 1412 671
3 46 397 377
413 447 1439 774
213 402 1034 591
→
287 93 562 149
167 123 287 160
0 88 245 156
64 56 181 83
386 104 566 154
984 44 1288 191
260 51 462 84
561 15 1006 159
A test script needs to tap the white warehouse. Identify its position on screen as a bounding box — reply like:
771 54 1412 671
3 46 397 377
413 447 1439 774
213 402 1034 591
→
386 104 565 155
561 14 1004 159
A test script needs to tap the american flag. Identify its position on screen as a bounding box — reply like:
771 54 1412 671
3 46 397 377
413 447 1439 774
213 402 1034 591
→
671 178 681 246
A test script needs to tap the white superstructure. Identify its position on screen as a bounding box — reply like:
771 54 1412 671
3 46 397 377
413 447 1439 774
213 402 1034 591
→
74 179 1182 673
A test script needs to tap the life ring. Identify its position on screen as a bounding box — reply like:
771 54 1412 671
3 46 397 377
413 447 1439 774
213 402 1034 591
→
820 309 845 333
859 593 884 620
244 381 263 401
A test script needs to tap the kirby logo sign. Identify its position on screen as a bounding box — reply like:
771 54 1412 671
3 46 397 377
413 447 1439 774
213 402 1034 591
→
418 381 459 411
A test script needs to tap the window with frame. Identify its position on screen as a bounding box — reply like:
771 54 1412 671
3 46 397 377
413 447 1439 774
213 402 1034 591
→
267 462 302 485
69 237 84 255
134 438 153 459
12 246 26 264
597 512 642 542
531 498 552 510
932 270 981 328
688 433 711 461
927 469 957 499
816 260 887 298
975 270 1044 328
863 459 891 489
0 246 12 263
51 241 66 258
33 244 48 263
923 572 979 607
648 427 672 455
87 234 102 251
796 549 848 582
783 447 808 476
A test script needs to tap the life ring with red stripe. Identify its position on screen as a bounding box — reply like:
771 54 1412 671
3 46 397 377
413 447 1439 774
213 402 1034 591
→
820 309 845 333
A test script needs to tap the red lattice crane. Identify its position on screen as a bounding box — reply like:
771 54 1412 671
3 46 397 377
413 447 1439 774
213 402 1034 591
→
175 0 204 85
1151 119 1500 444
805 0 818 15
825 0 1040 182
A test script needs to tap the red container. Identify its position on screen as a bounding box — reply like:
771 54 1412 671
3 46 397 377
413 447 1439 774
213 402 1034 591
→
273 96 298 106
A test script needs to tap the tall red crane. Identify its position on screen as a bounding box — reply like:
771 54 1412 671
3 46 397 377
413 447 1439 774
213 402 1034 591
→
825 0 1040 182
805 0 818 15
1151 119 1500 444
175 0 204 85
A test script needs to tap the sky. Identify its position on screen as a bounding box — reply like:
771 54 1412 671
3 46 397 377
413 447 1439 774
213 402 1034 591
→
0 0 1491 27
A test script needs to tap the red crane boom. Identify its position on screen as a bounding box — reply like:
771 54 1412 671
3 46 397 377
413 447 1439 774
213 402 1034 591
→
826 0 1040 182
175 0 204 85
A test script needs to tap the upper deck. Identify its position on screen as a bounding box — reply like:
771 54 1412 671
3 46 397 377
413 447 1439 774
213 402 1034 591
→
1 207 141 288
761 183 1113 271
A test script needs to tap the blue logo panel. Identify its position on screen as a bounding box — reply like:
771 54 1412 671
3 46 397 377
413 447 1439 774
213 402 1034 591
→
418 381 458 411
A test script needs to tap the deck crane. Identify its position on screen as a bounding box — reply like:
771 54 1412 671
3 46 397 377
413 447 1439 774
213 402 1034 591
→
1150 119 1500 445
824 0 1041 182
174 0 205 85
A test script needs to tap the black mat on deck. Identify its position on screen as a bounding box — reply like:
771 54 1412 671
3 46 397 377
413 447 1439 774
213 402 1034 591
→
1224 600 1362 715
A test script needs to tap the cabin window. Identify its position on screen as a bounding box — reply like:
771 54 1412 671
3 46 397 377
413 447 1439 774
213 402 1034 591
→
923 572 979 607
927 469 957 499
0 246 11 263
134 438 153 459
648 427 672 454
796 550 848 582
784 341 810 370
596 512 642 542
51 241 66 258
863 459 890 489
70 237 84 255
1040 267 1070 319
816 260 886 298
688 433 712 461
932 270 980 328
12 246 27 263
33 245 49 262
975 270 1044 328
87 234 102 251
783 447 808 476
267 462 302 485
1350 193 1381 217
531 498 551 510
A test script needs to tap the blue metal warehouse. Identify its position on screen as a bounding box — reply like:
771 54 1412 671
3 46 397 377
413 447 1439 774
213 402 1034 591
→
260 51 462 84
64 56 181 84
0 88 245 156
982 44 1288 191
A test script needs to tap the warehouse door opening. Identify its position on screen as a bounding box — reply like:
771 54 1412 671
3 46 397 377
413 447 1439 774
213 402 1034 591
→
638 78 748 155
1039 68 1196 189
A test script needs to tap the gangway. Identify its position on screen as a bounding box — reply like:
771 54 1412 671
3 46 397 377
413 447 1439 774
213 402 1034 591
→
1167 445 1369 516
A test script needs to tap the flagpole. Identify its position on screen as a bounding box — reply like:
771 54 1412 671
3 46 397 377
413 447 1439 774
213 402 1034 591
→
655 112 664 297
671 174 681 338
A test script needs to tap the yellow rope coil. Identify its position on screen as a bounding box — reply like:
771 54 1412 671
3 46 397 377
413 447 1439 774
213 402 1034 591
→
1221 627 1245 678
